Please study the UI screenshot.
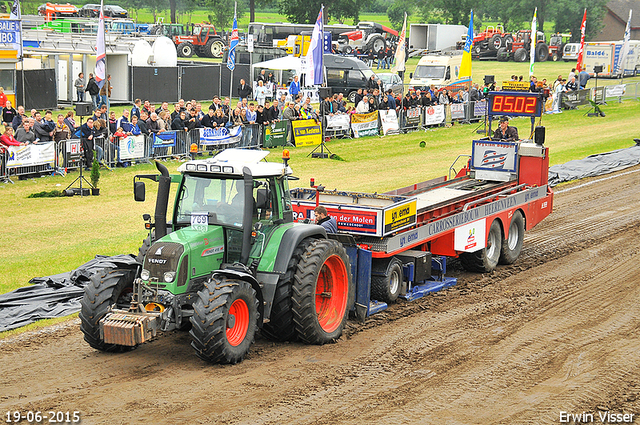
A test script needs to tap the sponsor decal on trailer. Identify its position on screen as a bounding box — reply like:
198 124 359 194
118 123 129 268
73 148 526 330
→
472 140 518 173
454 219 486 252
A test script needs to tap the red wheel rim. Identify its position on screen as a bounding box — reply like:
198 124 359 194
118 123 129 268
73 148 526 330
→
227 298 249 347
315 255 348 333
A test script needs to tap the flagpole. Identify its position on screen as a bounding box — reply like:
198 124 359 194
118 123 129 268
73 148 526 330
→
229 2 236 100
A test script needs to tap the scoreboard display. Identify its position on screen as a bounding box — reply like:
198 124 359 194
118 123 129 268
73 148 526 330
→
487 91 543 117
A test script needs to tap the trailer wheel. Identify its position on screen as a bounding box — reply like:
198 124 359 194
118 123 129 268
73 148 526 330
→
79 266 137 352
499 211 525 265
261 238 313 342
190 277 259 364
292 239 354 345
177 41 194 58
496 47 509 62
460 219 503 273
514 48 527 62
490 34 502 51
371 258 404 303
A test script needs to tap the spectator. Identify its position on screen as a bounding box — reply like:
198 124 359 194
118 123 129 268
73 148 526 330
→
212 108 226 127
33 111 54 142
379 94 389 110
222 97 231 117
0 87 8 115
578 66 591 89
368 95 378 111
493 116 519 141
93 119 107 163
387 90 397 109
238 79 252 102
54 114 70 142
366 75 378 91
439 89 450 105
354 88 363 106
256 69 267 83
170 103 181 122
74 72 85 102
80 118 95 168
171 111 188 131
2 101 16 126
108 111 117 134
116 109 130 131
470 83 481 102
255 80 269 106
282 102 298 121
157 111 169 131
289 75 300 98
551 79 566 114
314 206 337 233
137 111 149 135
0 126 25 147
231 108 243 126
11 105 25 131
64 110 77 134
356 95 369 113
336 93 346 112
155 101 170 115
85 73 100 109
568 68 577 81
186 108 200 130
15 118 36 144
565 75 578 92
129 115 142 135
201 108 216 128
376 48 386 69
147 112 164 134
131 98 141 119
142 100 153 116
98 74 112 108
270 99 281 121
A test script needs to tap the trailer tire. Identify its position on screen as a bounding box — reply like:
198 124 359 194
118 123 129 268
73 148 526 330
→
496 47 509 62
79 267 137 352
499 211 524 265
371 258 404 303
460 219 502 273
535 43 549 62
514 48 527 62
190 277 259 364
292 239 354 345
261 238 314 342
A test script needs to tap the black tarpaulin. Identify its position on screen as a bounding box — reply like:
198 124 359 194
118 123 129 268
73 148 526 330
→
548 145 640 187
0 254 139 332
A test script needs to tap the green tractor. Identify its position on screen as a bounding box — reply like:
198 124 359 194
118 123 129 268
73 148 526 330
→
79 149 354 364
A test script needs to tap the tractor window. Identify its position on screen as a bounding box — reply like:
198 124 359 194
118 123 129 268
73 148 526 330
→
193 26 201 36
413 65 446 79
175 174 245 228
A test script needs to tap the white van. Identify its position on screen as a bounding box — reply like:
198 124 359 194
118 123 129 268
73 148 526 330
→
409 52 469 91
563 43 580 61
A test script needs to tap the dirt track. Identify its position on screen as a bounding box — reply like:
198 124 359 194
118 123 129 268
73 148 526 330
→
2 167 640 425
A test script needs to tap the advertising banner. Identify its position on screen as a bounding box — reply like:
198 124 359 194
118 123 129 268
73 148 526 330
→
276 88 319 103
454 218 487 252
292 202 382 236
379 110 399 135
474 101 487 117
291 119 322 146
6 142 55 168
383 199 417 234
153 131 176 148
351 111 379 138
65 139 82 164
471 140 518 172
423 105 446 126
450 103 465 119
560 89 591 108
404 107 421 128
325 114 350 132
119 135 145 160
200 126 242 146
263 121 288 148
605 84 625 98
501 81 530 91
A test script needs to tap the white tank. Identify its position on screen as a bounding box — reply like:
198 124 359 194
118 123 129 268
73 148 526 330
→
131 40 153 66
152 36 178 67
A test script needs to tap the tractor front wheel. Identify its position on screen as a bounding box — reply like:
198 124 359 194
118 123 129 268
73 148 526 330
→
190 277 259 364
79 266 137 352
292 239 354 345
177 41 194 58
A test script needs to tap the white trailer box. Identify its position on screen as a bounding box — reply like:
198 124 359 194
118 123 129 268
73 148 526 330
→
409 24 467 53
584 41 640 77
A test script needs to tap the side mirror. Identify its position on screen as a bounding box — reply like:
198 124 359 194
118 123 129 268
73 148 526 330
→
446 67 451 80
255 188 271 210
134 181 146 202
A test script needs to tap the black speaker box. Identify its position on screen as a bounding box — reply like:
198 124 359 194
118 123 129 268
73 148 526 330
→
318 87 333 99
75 102 93 116
534 126 545 146
484 75 495 85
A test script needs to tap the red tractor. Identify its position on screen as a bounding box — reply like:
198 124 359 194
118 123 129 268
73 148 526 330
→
174 23 226 59
337 22 398 54
473 25 512 54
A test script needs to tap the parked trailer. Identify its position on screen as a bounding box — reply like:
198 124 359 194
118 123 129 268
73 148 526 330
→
408 24 468 53
584 41 640 77
79 91 552 363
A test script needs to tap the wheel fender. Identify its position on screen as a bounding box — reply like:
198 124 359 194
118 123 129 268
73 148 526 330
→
272 225 326 275
212 269 264 325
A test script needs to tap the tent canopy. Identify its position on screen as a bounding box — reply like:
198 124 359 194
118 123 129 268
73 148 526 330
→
251 56 304 86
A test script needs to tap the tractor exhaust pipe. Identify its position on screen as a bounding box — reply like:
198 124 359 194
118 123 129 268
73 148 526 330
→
240 167 254 266
154 161 171 240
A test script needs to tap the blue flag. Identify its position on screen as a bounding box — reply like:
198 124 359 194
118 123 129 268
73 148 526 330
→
305 6 324 86
227 12 238 71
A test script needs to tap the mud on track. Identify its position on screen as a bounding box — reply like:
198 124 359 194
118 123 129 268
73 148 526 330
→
1 166 640 425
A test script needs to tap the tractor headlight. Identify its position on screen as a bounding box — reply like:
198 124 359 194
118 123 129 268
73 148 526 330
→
140 269 150 280
164 271 176 283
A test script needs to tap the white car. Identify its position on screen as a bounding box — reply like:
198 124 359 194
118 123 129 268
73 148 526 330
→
563 43 580 61
377 73 404 96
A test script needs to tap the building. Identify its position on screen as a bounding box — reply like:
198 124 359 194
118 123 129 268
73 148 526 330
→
592 0 640 41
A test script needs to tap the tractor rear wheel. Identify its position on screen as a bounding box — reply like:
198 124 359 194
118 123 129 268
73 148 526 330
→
504 34 514 52
535 42 549 62
460 219 503 273
79 266 137 352
292 239 354 345
177 41 194 58
261 238 313 342
366 34 386 53
205 38 225 58
499 210 525 265
490 34 502 51
190 277 259 364
496 47 509 62
371 258 404 303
